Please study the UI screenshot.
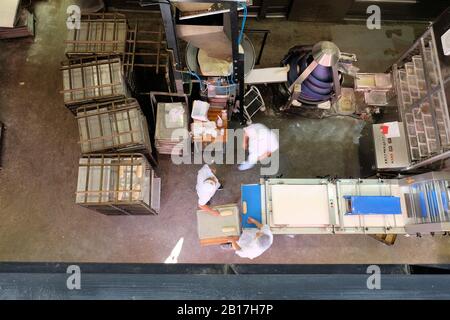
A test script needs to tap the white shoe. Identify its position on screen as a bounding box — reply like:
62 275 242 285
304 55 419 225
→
238 161 255 171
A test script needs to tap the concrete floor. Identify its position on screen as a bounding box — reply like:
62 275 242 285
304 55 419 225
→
1 0 450 264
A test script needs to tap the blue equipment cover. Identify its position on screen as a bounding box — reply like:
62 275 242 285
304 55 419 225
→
344 196 402 215
241 184 263 228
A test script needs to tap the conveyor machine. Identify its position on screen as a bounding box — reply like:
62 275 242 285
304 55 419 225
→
241 172 450 235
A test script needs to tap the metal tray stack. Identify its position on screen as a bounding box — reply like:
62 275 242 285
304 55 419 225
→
393 26 450 163
76 154 160 215
154 102 189 155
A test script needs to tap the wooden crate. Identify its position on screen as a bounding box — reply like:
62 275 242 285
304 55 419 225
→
76 98 154 166
76 153 160 215
61 56 127 110
65 13 128 58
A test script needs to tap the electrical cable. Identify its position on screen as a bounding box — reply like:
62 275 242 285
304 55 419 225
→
237 3 247 46
188 70 202 84
180 69 207 92
229 2 248 84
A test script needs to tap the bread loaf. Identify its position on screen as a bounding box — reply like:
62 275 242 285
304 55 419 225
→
222 226 236 233
220 210 233 217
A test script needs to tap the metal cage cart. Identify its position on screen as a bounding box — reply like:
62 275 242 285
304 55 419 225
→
61 55 127 112
124 23 168 77
243 85 266 124
76 98 155 165
65 13 128 58
76 153 160 215
391 14 450 168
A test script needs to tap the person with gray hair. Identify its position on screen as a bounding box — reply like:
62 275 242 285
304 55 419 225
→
230 217 273 259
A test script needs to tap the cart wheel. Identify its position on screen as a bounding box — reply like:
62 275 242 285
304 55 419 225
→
260 106 266 112
246 119 252 124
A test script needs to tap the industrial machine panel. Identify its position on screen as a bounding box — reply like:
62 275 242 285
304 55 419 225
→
373 123 410 169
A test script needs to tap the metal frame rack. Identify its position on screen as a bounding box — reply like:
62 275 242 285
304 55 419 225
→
75 153 160 215
243 85 265 124
76 98 154 162
64 12 170 93
61 55 127 111
158 0 247 121
392 22 450 169
65 13 128 58
124 23 168 77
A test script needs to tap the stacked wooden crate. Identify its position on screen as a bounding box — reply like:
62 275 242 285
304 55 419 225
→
75 98 155 165
61 56 128 112
75 153 160 215
61 13 131 113
61 13 160 215
65 14 128 57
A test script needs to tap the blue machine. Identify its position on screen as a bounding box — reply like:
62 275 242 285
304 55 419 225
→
241 184 263 228
344 196 402 215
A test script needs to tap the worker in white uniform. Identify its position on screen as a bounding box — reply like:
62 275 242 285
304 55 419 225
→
230 217 273 259
196 164 222 216
238 123 279 171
